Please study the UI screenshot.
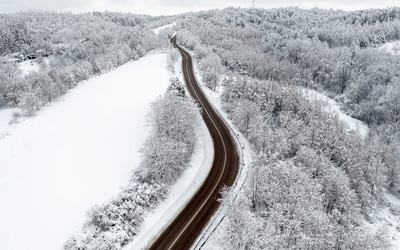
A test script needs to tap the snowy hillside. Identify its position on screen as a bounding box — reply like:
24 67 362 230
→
0 53 169 250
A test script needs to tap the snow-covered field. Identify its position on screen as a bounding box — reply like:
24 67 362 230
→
0 108 19 139
0 53 169 250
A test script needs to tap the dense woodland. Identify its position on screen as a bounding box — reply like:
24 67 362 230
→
2 7 400 250
172 7 400 249
218 76 393 249
176 7 400 145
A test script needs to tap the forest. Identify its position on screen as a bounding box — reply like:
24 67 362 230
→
176 7 400 145
173 7 400 249
1 7 400 250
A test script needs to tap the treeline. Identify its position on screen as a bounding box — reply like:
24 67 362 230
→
174 7 400 145
64 78 200 249
217 74 397 249
0 11 170 116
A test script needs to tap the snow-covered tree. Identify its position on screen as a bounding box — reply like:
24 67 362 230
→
199 53 223 91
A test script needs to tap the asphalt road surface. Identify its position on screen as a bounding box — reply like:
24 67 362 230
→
147 37 240 250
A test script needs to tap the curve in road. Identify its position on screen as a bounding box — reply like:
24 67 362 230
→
147 37 239 250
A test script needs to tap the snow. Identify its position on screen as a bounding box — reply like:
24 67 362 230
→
152 22 176 35
303 88 369 137
19 59 40 75
0 53 169 250
18 59 40 76
379 41 400 55
0 108 19 139
367 193 400 247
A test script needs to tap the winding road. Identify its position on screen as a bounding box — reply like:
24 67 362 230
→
147 37 239 249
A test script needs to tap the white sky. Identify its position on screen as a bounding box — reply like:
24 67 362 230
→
1 0 399 16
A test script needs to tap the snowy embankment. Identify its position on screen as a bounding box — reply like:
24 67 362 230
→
0 53 169 250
